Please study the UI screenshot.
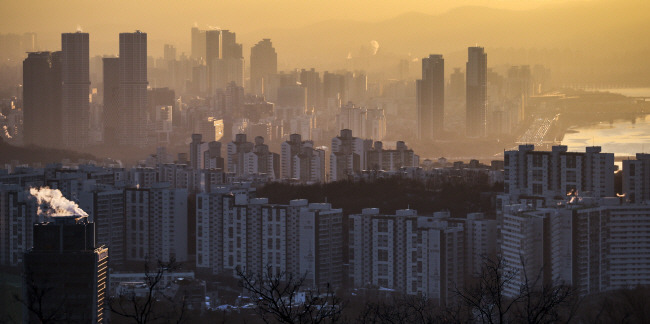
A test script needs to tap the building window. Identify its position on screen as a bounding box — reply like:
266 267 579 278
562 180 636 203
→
378 250 388 261
566 170 577 183
377 220 389 232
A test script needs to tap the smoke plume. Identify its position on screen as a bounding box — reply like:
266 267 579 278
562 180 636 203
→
369 40 379 55
29 187 88 217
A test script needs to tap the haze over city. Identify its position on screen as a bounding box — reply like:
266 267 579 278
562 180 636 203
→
1 0 650 323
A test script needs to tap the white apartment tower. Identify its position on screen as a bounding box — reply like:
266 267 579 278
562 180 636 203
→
504 145 615 205
349 209 465 306
125 184 188 263
623 153 650 203
330 129 369 182
281 134 326 182
195 191 344 289
0 185 40 267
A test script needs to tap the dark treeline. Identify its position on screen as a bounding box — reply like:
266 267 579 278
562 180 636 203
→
257 177 502 217
0 137 97 164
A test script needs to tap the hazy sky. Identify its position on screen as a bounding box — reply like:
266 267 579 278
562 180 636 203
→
2 0 584 33
2 0 648 77
1 0 590 53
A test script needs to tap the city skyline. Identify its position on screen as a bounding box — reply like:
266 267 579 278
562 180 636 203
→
2 1 650 322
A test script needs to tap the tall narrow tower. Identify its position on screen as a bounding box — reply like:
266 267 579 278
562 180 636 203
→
118 31 148 147
191 26 206 60
416 54 444 140
466 46 487 138
250 39 277 96
61 32 90 148
23 216 108 323
22 51 62 147
102 57 119 146
250 38 278 95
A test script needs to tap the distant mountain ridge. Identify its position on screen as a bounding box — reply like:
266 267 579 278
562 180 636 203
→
241 0 650 76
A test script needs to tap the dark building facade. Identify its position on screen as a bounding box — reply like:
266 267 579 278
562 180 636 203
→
466 46 488 137
118 31 148 147
61 32 90 148
22 51 62 147
23 216 108 323
416 54 444 140
102 57 119 146
250 39 277 96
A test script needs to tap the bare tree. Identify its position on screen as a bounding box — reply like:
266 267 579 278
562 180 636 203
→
237 265 345 324
13 273 69 324
455 256 522 324
513 257 578 324
455 255 578 324
576 286 650 323
109 257 188 324
355 294 462 324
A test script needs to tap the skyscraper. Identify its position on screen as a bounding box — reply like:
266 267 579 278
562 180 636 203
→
250 39 277 96
466 46 487 137
22 51 62 147
118 31 148 147
102 57 119 146
206 29 244 92
300 68 321 110
416 54 444 140
190 27 206 60
61 32 90 148
23 216 108 323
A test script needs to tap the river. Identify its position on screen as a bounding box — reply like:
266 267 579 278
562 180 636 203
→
561 115 650 157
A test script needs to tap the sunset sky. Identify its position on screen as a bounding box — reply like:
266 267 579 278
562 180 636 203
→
2 0 648 72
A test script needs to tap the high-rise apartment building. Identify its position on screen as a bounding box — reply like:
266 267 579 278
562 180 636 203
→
125 184 188 263
623 153 650 203
24 217 108 323
191 27 206 60
504 145 615 205
195 190 344 288
80 187 126 269
448 68 465 103
280 134 326 183
281 134 310 179
61 32 90 148
190 134 224 170
322 72 345 108
226 134 254 175
22 51 62 147
466 47 487 137
226 134 278 179
462 213 497 279
365 141 419 171
297 202 344 288
250 39 277 96
349 209 464 306
336 103 387 141
300 68 321 110
416 54 444 140
118 31 148 147
501 199 650 298
330 129 369 182
0 185 40 267
102 57 119 146
206 29 244 91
